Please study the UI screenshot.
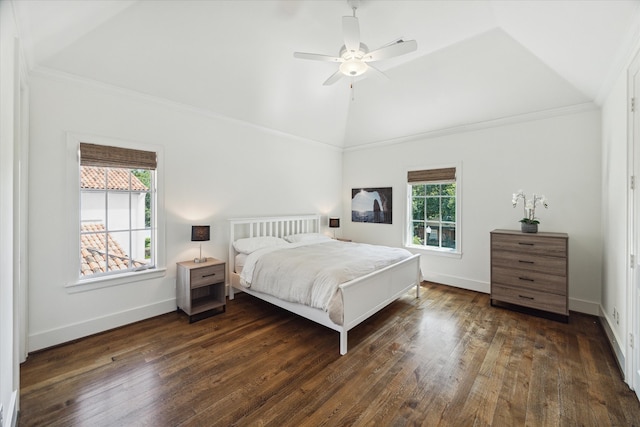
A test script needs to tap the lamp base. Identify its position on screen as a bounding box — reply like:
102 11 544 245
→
194 257 207 263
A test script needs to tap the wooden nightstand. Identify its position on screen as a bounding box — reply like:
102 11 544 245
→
176 258 226 323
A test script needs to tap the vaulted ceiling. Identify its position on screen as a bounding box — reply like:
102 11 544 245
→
12 0 640 148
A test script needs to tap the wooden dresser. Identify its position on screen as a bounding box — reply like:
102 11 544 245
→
490 229 569 320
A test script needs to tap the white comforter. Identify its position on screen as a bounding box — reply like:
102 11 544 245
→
239 240 413 313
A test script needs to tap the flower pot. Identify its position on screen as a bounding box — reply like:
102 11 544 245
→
521 222 538 233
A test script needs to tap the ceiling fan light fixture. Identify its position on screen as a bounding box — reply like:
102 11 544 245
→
340 59 367 76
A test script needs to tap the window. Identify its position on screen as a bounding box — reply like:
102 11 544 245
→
407 167 459 253
79 143 157 279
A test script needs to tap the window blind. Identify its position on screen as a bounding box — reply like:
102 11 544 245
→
80 143 157 170
407 167 456 183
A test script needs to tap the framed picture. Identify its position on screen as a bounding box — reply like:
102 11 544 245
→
351 187 392 224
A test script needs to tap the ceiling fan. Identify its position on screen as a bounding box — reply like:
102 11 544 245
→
293 0 417 86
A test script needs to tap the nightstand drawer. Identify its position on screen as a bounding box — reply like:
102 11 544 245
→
491 284 567 315
491 266 566 295
492 233 566 257
190 264 225 288
491 250 566 276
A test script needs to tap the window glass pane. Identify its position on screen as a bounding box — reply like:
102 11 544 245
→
442 197 456 222
106 191 130 232
106 168 131 191
412 184 426 197
132 229 152 263
412 222 425 245
426 225 440 247
425 184 440 196
426 197 440 220
412 198 425 221
107 231 132 271
442 224 456 249
81 191 105 224
442 183 456 195
80 231 107 276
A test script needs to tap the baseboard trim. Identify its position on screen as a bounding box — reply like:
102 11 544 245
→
568 297 600 316
422 273 490 294
423 274 600 316
27 299 176 352
599 306 626 379
7 390 17 427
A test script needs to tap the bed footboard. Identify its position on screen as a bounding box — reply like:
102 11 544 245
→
340 253 421 333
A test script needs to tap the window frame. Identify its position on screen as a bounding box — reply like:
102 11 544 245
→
405 163 462 258
66 133 166 292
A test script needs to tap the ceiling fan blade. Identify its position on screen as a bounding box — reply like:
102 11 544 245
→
342 16 360 53
365 64 390 82
294 52 342 62
364 39 417 62
323 70 345 86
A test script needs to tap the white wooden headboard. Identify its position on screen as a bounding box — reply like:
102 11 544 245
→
228 214 321 276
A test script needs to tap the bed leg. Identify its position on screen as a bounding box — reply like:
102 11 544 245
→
229 284 235 300
416 281 420 298
340 331 347 355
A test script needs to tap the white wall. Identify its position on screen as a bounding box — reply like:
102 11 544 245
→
343 109 602 312
27 70 342 351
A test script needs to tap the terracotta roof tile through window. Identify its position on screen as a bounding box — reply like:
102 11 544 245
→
81 166 148 192
80 223 146 276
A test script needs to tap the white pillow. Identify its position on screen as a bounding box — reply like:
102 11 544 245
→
233 236 288 254
284 233 332 243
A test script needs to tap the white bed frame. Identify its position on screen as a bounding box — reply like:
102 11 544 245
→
228 214 421 355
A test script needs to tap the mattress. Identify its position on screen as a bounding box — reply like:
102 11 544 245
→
238 240 413 323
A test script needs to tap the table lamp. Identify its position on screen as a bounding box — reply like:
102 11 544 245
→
191 225 210 263
329 217 340 238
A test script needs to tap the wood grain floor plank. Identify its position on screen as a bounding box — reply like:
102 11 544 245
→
19 283 640 427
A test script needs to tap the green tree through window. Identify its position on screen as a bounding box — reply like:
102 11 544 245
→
410 182 456 250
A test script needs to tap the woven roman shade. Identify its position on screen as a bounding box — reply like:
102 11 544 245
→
80 143 157 170
407 167 456 183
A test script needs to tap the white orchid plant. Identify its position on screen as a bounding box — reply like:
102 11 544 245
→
512 190 548 224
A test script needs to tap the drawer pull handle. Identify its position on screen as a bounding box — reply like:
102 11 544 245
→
518 242 534 246
518 277 534 282
518 294 534 300
202 273 216 278
518 260 534 264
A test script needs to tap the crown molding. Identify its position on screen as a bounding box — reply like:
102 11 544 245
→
343 102 599 152
30 66 343 153
30 66 599 155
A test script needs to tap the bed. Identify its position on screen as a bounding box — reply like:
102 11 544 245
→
228 214 421 355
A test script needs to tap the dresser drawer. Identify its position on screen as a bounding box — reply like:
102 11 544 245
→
190 264 225 288
492 250 566 276
492 265 566 295
492 233 567 257
492 284 567 315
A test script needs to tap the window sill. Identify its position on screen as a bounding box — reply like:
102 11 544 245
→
66 267 167 294
405 244 462 259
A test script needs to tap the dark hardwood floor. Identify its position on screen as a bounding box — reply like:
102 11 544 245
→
20 283 640 426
